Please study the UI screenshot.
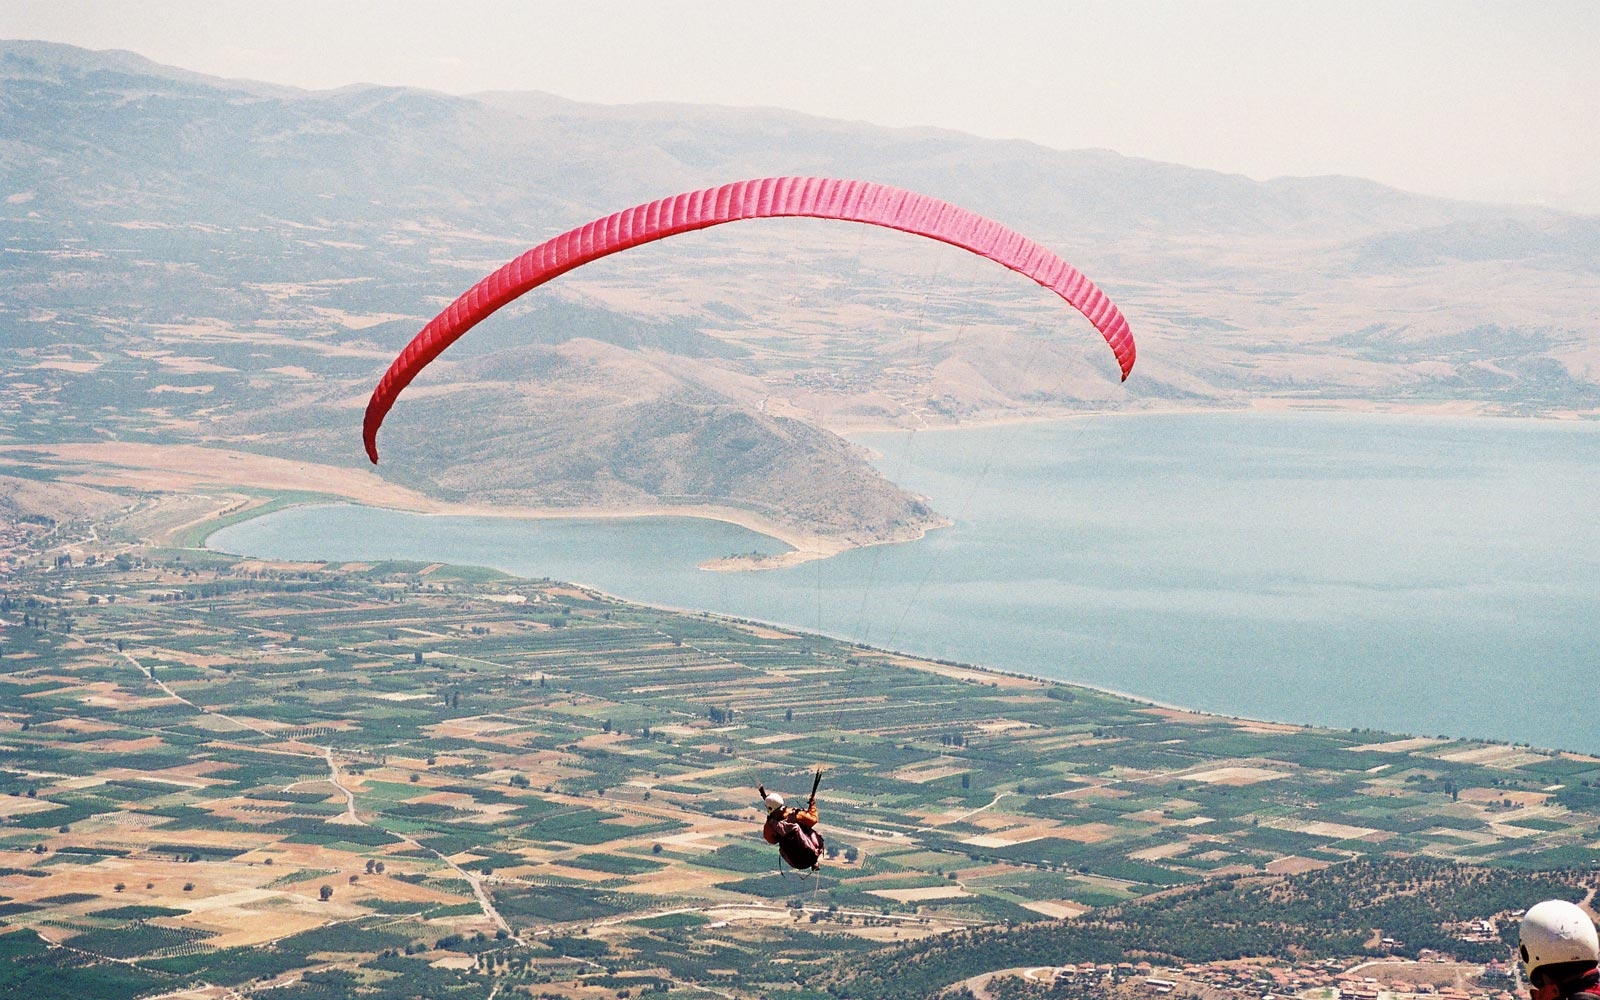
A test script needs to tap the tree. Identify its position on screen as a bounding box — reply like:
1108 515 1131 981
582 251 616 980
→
319 884 333 901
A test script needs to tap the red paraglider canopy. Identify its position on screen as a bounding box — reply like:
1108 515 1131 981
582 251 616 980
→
364 176 1135 463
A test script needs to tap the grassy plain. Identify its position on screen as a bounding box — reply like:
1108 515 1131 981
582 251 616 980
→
2 495 1599 999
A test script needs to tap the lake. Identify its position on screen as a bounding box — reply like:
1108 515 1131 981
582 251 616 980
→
210 411 1600 753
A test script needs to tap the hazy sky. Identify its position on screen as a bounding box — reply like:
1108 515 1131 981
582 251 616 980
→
5 1 1597 212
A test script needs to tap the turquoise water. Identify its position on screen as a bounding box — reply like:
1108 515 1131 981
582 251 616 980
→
210 412 1600 753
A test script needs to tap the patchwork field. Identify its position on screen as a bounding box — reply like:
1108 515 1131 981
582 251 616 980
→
2 500 1598 998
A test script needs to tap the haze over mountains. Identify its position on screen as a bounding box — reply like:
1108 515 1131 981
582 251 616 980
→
4 40 1596 544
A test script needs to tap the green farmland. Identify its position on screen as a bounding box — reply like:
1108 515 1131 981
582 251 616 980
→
2 523 1597 998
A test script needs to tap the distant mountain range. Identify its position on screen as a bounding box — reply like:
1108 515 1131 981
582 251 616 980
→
3 39 1596 543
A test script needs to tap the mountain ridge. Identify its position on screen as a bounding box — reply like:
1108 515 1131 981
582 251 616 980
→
3 39 1596 550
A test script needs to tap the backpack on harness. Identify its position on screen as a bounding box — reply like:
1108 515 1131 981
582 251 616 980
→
776 822 825 871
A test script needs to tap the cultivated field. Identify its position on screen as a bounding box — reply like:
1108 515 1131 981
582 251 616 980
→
2 498 1598 998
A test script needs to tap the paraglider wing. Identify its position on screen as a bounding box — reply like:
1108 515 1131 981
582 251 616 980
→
364 176 1136 463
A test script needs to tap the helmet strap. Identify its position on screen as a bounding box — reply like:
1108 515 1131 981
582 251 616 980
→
1531 968 1600 1000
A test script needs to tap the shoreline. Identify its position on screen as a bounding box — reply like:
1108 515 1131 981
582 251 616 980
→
204 536 1541 755
68 401 1593 752
0 440 924 569
197 519 1317 737
830 396 1599 437
13 402 1594 567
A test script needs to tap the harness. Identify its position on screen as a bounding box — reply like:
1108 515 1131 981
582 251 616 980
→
760 769 825 875
775 818 825 872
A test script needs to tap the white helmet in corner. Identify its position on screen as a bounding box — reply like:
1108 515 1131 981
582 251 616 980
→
764 792 784 813
1520 899 1600 981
